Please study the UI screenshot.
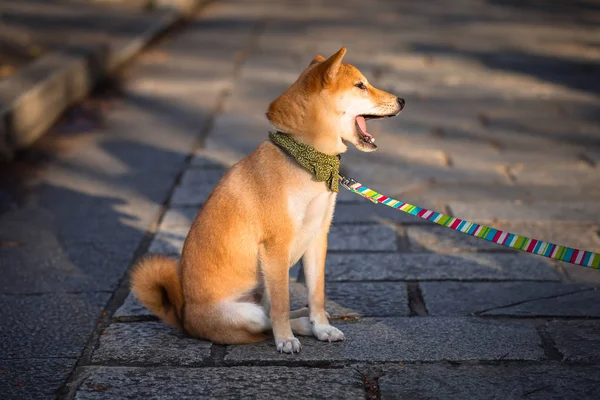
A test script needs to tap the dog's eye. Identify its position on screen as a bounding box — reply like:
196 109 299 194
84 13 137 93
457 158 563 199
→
355 82 367 90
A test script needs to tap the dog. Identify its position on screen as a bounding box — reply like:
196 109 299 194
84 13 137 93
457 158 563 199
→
131 47 404 353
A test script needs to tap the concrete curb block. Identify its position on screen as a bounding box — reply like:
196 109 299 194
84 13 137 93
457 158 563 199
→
0 0 206 162
0 45 110 155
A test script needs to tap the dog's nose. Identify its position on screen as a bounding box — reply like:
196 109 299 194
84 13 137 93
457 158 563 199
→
397 97 406 110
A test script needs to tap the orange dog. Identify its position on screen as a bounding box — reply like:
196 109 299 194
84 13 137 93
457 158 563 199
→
131 47 404 353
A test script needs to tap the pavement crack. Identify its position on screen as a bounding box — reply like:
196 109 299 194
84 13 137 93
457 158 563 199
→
360 366 381 400
497 164 517 184
523 384 553 397
209 344 227 367
112 316 158 323
535 326 563 361
406 282 428 317
443 204 454 217
577 152 597 168
473 288 596 315
394 224 411 252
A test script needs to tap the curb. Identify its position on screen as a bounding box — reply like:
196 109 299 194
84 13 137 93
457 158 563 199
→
0 0 207 162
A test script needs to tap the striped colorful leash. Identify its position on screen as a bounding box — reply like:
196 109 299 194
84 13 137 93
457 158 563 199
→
339 175 600 269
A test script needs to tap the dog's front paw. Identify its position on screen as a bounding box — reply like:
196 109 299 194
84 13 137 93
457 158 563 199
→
276 336 301 353
313 324 345 342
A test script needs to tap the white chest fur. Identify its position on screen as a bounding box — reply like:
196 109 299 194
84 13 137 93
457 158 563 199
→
287 186 336 266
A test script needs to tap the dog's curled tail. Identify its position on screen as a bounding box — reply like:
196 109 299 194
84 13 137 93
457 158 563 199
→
130 255 183 330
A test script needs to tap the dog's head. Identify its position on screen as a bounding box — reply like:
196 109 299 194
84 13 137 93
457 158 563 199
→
266 47 404 155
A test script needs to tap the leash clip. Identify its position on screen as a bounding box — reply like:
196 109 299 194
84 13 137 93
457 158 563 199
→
339 175 357 191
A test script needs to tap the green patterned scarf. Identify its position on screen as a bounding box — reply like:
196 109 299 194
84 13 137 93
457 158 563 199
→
269 132 340 192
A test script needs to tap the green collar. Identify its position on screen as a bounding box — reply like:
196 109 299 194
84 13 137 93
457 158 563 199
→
269 132 340 192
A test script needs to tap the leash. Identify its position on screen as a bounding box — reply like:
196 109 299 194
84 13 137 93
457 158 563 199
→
339 175 600 269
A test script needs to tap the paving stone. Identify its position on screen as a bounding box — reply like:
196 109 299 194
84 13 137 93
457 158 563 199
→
546 320 600 362
160 207 199 228
92 322 211 366
525 184 600 202
406 226 507 252
560 261 600 285
179 168 227 186
225 318 544 363
482 288 600 317
379 364 600 400
147 229 187 256
147 208 200 255
420 282 594 316
449 202 600 223
0 292 110 358
169 169 226 206
0 358 76 400
399 180 530 203
170 184 217 206
325 252 561 281
341 146 506 191
190 152 229 168
328 224 398 251
0 199 158 294
0 228 137 293
509 162 600 187
113 292 154 320
204 111 272 158
324 283 409 317
75 366 364 399
289 281 370 318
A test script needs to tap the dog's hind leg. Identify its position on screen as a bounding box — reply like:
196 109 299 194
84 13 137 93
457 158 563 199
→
184 301 270 344
289 307 309 318
290 317 312 336
262 290 309 319
290 307 330 319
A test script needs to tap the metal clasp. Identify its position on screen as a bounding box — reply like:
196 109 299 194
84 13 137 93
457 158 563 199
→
339 175 357 191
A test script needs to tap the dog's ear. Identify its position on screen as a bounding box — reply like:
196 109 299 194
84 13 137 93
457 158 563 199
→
320 47 346 84
309 55 325 67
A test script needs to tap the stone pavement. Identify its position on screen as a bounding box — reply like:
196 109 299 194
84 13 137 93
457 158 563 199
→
1 0 600 398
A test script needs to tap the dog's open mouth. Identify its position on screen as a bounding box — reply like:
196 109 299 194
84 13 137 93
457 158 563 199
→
355 114 395 148
355 116 375 145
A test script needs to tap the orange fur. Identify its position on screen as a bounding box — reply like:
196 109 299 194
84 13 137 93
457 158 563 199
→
130 255 183 330
131 47 404 353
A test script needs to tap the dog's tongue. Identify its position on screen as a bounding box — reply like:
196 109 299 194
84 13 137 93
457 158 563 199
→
355 116 372 138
